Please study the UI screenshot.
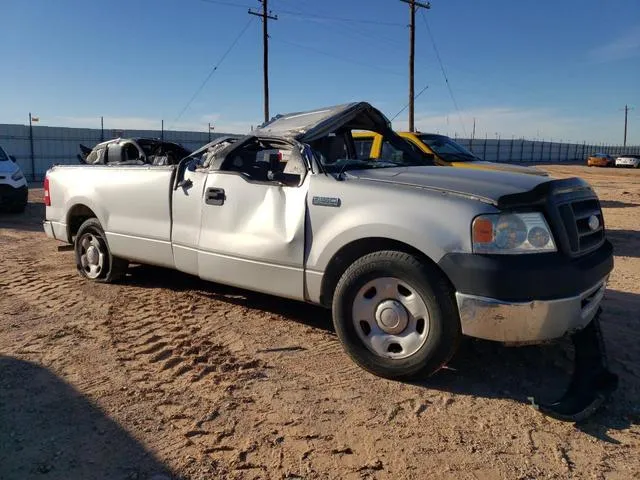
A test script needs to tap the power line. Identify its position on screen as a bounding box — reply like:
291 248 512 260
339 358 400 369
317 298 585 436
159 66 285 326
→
270 36 404 77
173 17 255 125
276 12 405 49
198 0 404 26
276 8 404 27
198 0 254 9
390 84 429 122
197 0 404 63
420 10 467 136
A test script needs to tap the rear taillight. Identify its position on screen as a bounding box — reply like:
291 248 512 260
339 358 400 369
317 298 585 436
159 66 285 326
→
43 177 51 206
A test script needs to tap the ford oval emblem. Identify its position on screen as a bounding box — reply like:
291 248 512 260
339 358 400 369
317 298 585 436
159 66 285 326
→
588 215 600 231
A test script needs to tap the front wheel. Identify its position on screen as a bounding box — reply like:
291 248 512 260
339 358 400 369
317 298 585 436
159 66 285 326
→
74 218 128 283
332 251 461 380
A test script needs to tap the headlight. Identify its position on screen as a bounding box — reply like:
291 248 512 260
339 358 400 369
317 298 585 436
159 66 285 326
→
11 171 24 181
472 212 556 254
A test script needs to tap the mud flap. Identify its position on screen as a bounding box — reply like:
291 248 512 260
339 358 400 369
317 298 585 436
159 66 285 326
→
530 309 618 422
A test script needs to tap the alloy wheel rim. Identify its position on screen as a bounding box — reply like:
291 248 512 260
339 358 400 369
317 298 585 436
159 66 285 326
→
79 233 105 279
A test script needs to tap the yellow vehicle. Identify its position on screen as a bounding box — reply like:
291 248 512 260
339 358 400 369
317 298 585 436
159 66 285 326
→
353 131 547 176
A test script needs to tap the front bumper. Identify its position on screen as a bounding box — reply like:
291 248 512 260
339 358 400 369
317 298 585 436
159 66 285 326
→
0 184 28 207
438 241 614 343
456 277 607 342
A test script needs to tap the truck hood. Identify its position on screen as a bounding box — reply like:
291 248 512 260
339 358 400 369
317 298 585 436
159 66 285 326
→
459 160 548 176
345 166 553 205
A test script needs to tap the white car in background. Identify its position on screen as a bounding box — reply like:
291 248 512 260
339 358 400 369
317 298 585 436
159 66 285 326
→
0 145 28 213
615 154 640 168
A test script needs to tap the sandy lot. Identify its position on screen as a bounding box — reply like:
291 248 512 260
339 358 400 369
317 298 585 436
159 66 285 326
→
1 165 638 480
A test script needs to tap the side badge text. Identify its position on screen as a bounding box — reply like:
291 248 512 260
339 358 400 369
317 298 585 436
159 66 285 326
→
312 196 341 208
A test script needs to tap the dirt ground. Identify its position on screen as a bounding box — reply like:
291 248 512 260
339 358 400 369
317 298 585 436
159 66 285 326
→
1 165 638 480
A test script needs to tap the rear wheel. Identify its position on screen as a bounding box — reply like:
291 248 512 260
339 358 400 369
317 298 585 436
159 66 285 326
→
332 250 461 380
74 218 128 283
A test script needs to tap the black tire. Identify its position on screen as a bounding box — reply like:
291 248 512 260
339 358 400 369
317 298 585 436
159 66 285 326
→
332 250 461 380
74 218 128 283
12 199 27 214
5 203 26 214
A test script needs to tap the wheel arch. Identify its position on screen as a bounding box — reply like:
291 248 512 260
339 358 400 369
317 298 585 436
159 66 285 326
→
66 204 99 243
318 237 453 308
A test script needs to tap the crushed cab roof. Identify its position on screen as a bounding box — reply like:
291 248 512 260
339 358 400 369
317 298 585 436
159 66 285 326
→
253 102 392 142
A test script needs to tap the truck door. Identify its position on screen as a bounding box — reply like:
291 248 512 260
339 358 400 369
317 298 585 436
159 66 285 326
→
171 159 208 276
196 139 309 300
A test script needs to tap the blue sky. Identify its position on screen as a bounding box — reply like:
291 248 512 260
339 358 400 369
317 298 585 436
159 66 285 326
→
2 0 639 144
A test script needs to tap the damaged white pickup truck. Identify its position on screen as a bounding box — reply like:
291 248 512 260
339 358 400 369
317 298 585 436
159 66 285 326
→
44 102 617 420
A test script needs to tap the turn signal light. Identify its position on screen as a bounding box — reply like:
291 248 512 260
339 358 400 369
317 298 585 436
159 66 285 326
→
472 217 494 244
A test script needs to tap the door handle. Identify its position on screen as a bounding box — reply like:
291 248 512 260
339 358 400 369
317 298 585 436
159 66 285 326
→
205 187 225 206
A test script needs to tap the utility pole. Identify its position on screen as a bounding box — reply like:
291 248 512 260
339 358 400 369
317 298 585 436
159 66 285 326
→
249 0 277 123
28 113 35 181
622 104 633 147
400 0 430 132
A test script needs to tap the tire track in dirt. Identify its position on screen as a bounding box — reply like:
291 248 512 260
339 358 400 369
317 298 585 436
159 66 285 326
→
87 274 289 464
0 234 274 469
0 228 362 400
0 234 262 386
92 268 375 470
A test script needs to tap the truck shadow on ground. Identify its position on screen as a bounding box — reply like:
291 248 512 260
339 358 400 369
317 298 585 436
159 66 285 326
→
0 356 175 480
409 289 639 441
419 288 638 441
422 290 640 443
607 229 640 258
125 264 334 333
126 266 638 441
600 199 639 209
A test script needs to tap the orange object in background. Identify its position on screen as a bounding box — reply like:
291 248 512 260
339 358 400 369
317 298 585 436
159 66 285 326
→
587 153 615 167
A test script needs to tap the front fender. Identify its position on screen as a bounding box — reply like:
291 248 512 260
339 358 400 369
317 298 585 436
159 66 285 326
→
307 214 464 274
306 178 494 274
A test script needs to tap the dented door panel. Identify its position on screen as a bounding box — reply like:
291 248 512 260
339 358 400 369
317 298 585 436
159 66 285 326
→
197 172 309 300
